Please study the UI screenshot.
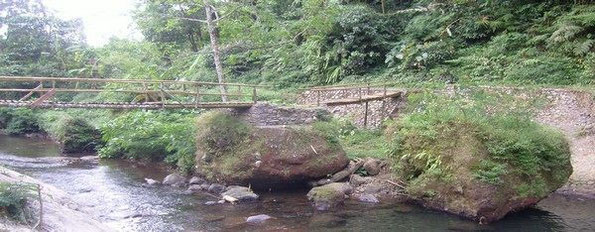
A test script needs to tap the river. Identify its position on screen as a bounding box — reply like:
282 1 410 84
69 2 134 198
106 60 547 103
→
0 135 594 231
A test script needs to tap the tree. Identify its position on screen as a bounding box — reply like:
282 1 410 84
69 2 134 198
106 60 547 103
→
204 1 228 102
0 0 88 77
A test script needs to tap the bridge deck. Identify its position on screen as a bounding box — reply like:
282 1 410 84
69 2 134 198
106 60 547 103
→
0 100 253 109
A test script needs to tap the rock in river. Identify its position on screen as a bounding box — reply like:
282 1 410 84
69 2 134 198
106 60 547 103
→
194 111 349 189
162 173 186 187
189 176 206 185
208 183 226 194
246 214 272 224
144 178 160 186
307 183 351 210
221 186 259 202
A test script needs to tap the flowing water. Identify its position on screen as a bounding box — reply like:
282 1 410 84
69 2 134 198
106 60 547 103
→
1 135 594 232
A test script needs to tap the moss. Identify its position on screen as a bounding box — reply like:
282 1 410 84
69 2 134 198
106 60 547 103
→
195 111 348 186
387 92 572 202
312 118 387 159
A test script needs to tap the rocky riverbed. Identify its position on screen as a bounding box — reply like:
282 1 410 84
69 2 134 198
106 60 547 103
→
1 135 595 231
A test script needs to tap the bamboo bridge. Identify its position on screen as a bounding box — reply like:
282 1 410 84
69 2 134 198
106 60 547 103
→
0 76 266 109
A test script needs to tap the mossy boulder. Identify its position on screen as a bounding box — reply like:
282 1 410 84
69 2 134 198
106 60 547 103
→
195 111 349 189
307 183 352 210
57 117 101 153
387 110 572 223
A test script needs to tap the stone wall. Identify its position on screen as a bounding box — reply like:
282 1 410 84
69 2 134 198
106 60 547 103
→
228 103 330 126
297 88 407 128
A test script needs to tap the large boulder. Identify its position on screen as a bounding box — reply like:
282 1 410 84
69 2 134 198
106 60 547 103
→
195 112 349 189
387 109 573 223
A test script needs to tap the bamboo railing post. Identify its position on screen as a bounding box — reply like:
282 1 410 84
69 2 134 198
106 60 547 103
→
159 83 165 108
316 90 321 106
52 80 56 89
252 87 257 104
366 82 370 95
358 87 362 101
195 85 200 108
364 101 369 128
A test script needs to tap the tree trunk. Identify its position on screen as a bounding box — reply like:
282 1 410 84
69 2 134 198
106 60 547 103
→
204 3 228 102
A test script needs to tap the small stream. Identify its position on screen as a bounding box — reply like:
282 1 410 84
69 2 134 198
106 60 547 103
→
1 135 594 231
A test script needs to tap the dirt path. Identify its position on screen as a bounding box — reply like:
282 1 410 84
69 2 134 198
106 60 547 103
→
536 89 595 197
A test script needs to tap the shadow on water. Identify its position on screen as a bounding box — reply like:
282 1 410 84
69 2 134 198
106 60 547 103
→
1 135 594 231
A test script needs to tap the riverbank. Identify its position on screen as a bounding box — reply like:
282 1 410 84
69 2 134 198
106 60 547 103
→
0 166 112 231
536 88 595 198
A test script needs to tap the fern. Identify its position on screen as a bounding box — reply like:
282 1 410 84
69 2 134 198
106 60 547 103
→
548 24 583 44
574 39 595 56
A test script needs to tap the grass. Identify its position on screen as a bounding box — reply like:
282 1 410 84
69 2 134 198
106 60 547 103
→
386 91 572 199
0 182 36 222
312 118 387 159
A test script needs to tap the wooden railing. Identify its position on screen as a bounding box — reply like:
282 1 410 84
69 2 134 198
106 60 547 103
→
308 82 393 106
0 76 268 109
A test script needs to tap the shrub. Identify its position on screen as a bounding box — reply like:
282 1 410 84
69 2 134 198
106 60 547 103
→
99 111 197 173
0 182 36 221
0 108 41 135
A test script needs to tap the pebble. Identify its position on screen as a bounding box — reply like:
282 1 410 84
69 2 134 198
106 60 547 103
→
246 214 272 224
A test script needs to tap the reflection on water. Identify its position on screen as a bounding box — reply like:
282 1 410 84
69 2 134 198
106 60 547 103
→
1 135 594 231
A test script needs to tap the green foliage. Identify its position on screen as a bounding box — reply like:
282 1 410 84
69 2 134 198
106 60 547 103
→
312 118 387 158
50 115 101 153
99 111 197 173
473 160 507 185
0 108 41 135
387 92 572 197
195 111 250 162
0 182 35 221
0 0 88 77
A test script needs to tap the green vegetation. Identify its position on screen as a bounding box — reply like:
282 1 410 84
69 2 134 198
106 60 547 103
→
99 111 197 173
0 0 591 176
386 92 572 199
0 182 35 221
312 118 387 159
0 108 41 135
3 1 593 87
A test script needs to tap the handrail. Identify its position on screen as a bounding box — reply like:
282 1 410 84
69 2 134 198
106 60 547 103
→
0 76 261 108
299 81 396 90
0 76 271 88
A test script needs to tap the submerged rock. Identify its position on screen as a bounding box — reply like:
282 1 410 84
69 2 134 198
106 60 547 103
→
204 201 219 205
356 194 379 203
186 184 204 193
221 186 259 202
194 111 349 189
246 214 272 224
307 183 351 210
144 178 160 186
162 173 186 187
